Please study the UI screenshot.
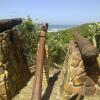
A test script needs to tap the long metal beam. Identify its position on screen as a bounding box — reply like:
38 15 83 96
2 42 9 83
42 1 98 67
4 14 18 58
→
31 23 48 100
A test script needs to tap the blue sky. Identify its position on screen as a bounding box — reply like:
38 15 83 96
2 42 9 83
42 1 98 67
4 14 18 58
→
0 0 100 25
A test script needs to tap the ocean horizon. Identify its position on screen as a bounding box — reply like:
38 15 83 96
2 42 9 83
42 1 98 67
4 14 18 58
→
48 25 74 32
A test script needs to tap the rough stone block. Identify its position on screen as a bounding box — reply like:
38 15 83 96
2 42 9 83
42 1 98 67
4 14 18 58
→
72 55 81 62
63 83 73 93
0 94 7 100
73 86 82 94
84 77 95 87
0 82 6 95
78 60 84 68
71 60 79 68
83 86 96 96
0 74 5 83
71 68 77 80
98 77 100 86
95 88 100 95
0 67 4 75
73 73 87 86
76 68 85 76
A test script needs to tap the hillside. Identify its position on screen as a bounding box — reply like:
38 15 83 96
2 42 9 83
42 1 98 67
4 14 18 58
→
47 23 91 66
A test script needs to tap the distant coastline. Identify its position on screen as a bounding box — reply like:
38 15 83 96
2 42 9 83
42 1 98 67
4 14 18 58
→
48 25 74 32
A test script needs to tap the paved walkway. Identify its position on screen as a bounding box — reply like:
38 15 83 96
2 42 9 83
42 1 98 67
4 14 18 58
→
12 76 34 100
13 68 62 100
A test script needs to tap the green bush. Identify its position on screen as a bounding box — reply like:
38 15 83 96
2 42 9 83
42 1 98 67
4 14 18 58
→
47 31 73 65
16 16 39 67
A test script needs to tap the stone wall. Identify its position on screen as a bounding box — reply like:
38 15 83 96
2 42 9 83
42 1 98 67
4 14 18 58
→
61 40 100 99
0 30 32 100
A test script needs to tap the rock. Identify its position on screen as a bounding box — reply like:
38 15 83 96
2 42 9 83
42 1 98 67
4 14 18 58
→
72 55 81 62
73 86 82 94
71 60 79 68
84 77 95 87
0 82 6 95
72 73 87 86
78 61 84 68
97 55 100 67
0 30 32 100
1 94 7 100
76 68 85 76
83 77 96 96
0 74 5 83
83 86 96 96
95 88 100 95
71 68 77 80
0 67 4 75
98 77 100 86
63 83 73 93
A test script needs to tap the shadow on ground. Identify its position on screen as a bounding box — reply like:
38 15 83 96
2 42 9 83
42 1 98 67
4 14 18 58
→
42 71 61 100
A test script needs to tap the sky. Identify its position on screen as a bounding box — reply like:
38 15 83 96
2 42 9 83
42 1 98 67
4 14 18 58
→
0 0 100 25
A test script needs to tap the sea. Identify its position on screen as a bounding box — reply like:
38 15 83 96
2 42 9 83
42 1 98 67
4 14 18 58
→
48 25 73 32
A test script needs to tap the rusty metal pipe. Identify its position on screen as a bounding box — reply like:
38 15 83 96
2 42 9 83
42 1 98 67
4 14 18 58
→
31 23 48 100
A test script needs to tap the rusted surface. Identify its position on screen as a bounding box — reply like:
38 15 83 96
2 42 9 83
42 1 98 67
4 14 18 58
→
31 23 48 100
0 18 22 33
73 31 99 65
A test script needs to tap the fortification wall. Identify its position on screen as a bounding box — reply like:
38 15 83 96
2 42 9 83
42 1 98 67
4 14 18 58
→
61 40 100 99
0 30 32 100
